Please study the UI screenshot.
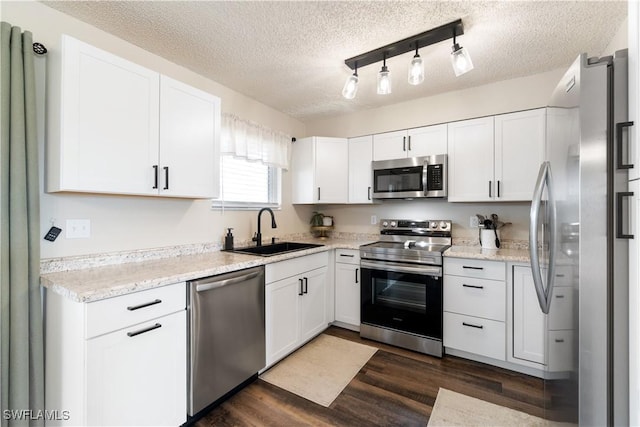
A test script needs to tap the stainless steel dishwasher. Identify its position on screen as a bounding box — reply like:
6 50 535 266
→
187 265 265 417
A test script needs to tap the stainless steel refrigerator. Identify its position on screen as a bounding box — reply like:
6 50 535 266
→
529 50 630 425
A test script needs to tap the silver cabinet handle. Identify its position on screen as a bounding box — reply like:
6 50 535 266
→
462 284 484 289
529 162 557 314
196 271 260 292
463 265 483 270
340 254 355 258
318 187 321 201
403 136 406 151
407 135 412 151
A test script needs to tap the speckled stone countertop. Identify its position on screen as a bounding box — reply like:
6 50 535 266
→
40 237 374 303
444 245 531 263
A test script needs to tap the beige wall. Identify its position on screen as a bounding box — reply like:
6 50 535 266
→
2 0 312 259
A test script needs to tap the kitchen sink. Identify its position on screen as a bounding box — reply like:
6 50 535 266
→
229 242 324 257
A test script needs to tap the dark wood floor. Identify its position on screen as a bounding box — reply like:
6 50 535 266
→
195 326 547 426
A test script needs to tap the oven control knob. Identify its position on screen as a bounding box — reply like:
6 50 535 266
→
430 221 438 229
390 221 397 228
382 221 389 228
439 221 449 230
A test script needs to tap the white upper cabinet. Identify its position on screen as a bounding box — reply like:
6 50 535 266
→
494 109 546 201
48 35 220 198
448 109 545 202
291 137 348 204
447 116 495 202
49 35 160 195
348 135 373 204
159 76 220 198
372 124 447 161
406 124 448 157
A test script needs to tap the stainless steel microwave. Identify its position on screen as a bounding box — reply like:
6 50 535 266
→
371 154 447 199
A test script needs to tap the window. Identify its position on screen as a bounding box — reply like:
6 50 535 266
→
213 155 281 209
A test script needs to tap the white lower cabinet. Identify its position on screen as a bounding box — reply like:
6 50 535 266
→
443 258 507 362
265 252 329 367
509 264 575 372
86 311 186 426
334 249 361 328
45 282 187 426
443 312 506 361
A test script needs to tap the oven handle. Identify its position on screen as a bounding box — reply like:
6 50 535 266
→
360 260 442 277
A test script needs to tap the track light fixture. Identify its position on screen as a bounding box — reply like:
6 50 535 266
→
342 19 471 99
377 54 392 95
451 31 474 76
408 43 424 86
342 63 358 99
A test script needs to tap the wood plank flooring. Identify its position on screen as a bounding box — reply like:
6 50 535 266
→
195 326 546 426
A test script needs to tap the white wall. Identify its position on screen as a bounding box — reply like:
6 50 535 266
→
1 0 313 259
602 16 628 57
304 69 565 138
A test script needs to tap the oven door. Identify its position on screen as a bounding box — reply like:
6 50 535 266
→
360 260 442 339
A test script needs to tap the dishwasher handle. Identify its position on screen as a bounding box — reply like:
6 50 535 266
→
195 271 261 293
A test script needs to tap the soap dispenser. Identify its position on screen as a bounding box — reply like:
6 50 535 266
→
224 228 234 250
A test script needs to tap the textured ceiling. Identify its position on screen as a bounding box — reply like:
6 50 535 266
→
41 1 627 122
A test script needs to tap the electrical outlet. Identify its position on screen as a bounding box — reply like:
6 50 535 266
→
66 219 91 239
470 215 479 228
371 215 377 225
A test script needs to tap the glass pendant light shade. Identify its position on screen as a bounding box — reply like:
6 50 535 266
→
342 71 358 99
408 54 424 85
377 65 392 95
451 43 474 76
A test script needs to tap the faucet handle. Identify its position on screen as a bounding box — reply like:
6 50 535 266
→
251 232 258 242
271 237 277 244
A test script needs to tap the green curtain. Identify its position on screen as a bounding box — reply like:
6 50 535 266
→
0 22 44 427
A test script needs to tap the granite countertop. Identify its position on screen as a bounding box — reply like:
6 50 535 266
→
40 237 373 303
444 245 531 263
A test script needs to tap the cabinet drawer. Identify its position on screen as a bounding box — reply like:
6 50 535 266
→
444 312 505 361
548 286 574 330
86 282 186 339
444 258 505 281
547 330 574 372
335 249 360 265
443 275 505 321
266 251 328 283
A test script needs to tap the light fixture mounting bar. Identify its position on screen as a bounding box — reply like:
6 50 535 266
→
344 19 464 70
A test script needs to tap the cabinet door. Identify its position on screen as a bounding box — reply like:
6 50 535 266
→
299 267 328 343
348 135 373 203
372 130 407 161
494 109 545 201
265 276 300 366
86 311 186 426
159 76 220 198
512 266 546 365
291 137 315 204
54 35 160 195
335 263 360 326
447 117 495 201
407 124 447 157
315 137 348 203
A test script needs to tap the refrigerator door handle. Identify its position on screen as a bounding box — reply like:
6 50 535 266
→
529 162 557 314
616 121 635 170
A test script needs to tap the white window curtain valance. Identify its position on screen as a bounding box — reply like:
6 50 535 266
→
221 113 291 170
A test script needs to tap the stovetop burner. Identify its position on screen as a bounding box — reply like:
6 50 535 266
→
360 219 452 265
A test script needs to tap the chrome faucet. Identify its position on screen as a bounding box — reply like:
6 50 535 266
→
253 207 277 246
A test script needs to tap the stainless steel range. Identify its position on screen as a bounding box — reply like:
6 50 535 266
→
359 219 451 357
